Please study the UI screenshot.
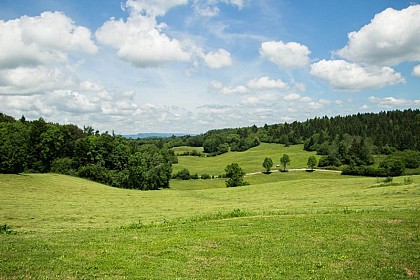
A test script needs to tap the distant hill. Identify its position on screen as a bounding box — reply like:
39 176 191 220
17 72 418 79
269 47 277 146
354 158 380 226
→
123 133 195 139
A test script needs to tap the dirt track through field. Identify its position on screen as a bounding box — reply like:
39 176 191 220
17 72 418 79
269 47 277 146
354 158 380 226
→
246 168 342 176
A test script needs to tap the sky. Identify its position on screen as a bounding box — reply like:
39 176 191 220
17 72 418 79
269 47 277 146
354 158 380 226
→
0 0 419 134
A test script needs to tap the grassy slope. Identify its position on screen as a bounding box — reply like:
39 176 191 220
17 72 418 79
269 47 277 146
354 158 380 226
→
1 172 419 278
1 173 418 232
173 143 319 175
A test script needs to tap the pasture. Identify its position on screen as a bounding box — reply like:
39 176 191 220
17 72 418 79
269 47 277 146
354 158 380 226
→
1 170 419 278
172 143 320 175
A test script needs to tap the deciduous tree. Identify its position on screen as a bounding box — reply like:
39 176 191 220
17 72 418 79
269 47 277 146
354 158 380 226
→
262 157 273 173
280 154 290 171
307 156 317 171
225 163 246 188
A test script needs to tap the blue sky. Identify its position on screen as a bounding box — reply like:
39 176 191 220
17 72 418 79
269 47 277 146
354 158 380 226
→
0 0 419 134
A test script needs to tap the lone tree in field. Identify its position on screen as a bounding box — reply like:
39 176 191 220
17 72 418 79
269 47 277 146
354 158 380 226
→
262 157 274 174
307 155 317 171
280 154 291 171
225 163 246 187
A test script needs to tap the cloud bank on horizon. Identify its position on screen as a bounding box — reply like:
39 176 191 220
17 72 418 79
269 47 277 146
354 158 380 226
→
0 0 419 133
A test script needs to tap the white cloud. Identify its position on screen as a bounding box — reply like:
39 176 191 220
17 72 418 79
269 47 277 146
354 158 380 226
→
51 90 99 114
204 49 232 69
0 66 77 95
247 76 288 90
283 93 301 101
96 14 190 68
0 11 97 69
209 80 248 94
310 59 405 91
80 80 105 92
125 0 188 16
260 41 311 69
241 93 278 105
336 5 420 66
413 64 420 77
368 96 420 108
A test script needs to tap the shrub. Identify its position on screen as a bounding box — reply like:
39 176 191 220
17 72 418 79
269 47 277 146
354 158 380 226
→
78 164 113 185
342 166 389 177
1 224 13 234
379 158 405 177
174 168 191 180
404 177 413 185
201 174 211 179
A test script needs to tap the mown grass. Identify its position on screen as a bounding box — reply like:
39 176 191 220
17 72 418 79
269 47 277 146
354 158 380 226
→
1 211 419 279
1 173 419 279
173 143 319 175
172 146 204 155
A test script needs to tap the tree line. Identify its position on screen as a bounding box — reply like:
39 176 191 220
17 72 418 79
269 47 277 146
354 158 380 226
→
1 109 419 188
140 109 418 155
161 109 419 174
0 114 175 190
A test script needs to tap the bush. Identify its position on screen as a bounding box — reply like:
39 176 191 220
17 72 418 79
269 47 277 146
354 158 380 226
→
174 168 191 180
379 158 405 177
404 177 413 185
78 164 113 185
201 173 211 179
342 165 389 177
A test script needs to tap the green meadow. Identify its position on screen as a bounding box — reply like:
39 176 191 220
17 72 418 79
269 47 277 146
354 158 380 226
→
1 145 419 279
172 143 320 175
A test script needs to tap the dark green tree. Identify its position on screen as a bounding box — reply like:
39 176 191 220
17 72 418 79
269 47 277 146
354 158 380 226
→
127 145 172 190
174 168 191 180
225 163 246 188
0 122 30 173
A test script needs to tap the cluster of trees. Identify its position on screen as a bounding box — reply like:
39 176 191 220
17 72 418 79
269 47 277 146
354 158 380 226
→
0 114 175 190
262 155 317 174
2 108 418 189
145 109 418 162
191 110 416 152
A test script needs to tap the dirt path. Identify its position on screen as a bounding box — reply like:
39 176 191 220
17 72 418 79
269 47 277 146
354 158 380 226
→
246 168 341 176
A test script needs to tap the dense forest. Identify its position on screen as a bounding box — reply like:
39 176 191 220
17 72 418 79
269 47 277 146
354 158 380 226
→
0 114 176 190
0 109 419 189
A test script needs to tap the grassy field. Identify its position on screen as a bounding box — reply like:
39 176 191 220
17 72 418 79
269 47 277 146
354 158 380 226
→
1 171 419 279
172 143 320 175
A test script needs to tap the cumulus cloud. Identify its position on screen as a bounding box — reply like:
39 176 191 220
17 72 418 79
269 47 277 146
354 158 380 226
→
247 76 288 90
336 5 420 66
51 90 99 114
260 41 311 69
413 64 420 77
310 59 405 91
209 80 248 94
203 49 232 69
283 93 301 101
96 14 190 68
0 11 97 69
368 96 420 108
241 93 278 105
0 66 77 95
